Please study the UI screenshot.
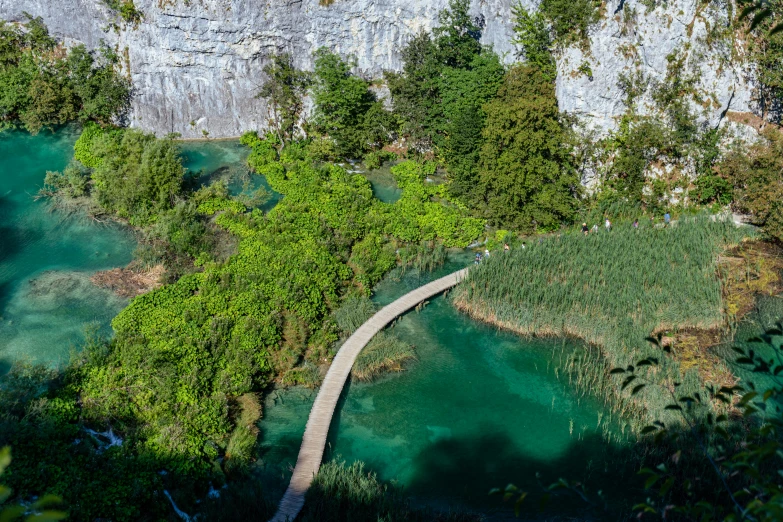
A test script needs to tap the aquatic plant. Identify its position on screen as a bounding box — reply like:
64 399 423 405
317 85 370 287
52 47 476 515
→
453 216 750 426
301 459 484 521
353 332 417 382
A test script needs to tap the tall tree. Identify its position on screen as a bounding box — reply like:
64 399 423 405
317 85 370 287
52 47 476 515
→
384 32 442 150
433 0 483 69
311 48 377 157
257 53 310 143
478 65 580 232
440 52 505 205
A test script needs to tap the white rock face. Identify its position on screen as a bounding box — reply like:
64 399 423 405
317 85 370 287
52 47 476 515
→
0 0 757 138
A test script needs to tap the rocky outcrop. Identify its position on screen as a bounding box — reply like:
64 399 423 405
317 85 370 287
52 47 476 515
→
0 0 757 138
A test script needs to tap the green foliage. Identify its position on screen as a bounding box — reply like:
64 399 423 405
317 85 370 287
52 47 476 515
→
477 65 580 232
511 3 556 79
379 161 485 246
611 326 783 520
0 447 66 522
0 17 130 134
43 162 88 199
385 32 442 150
0 356 171 521
362 150 397 170
102 0 143 24
453 216 749 426
87 128 184 222
74 122 110 168
386 0 499 164
257 53 311 143
432 0 484 69
538 0 601 47
311 49 385 157
745 0 783 121
719 128 783 241
440 52 505 206
75 135 482 470
693 174 733 206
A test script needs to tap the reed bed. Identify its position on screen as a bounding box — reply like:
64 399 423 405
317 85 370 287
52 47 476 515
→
453 215 749 428
333 295 418 381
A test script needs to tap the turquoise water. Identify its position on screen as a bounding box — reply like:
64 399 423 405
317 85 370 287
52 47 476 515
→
362 164 402 204
0 128 135 370
180 139 280 210
0 133 263 371
258 258 629 519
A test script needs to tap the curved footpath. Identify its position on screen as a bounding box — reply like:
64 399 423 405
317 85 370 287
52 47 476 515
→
269 268 469 522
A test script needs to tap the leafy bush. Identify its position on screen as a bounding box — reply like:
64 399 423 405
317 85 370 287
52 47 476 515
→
88 128 185 222
362 150 397 170
311 49 388 157
0 17 130 134
719 128 783 241
43 162 88 199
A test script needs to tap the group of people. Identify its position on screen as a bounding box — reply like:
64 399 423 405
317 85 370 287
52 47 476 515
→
581 212 672 236
474 241 524 264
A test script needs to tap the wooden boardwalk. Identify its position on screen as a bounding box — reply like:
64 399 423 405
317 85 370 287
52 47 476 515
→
269 268 469 522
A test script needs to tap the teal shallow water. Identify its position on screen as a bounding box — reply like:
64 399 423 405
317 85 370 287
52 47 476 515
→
180 139 280 210
0 132 262 371
258 258 631 519
0 129 135 370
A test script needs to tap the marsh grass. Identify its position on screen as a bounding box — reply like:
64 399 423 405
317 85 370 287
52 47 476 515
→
453 215 750 428
353 332 417 381
301 459 484 521
333 295 418 381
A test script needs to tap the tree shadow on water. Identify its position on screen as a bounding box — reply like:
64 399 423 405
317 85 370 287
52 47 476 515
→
404 427 640 520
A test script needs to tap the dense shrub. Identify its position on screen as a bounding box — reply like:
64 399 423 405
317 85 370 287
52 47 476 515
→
311 49 388 157
719 128 783 241
88 128 184 222
0 16 130 134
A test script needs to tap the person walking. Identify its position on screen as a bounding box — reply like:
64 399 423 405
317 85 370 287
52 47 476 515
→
664 212 671 226
475 252 482 264
503 243 510 252
582 222 589 235
484 249 490 259
605 218 611 232
592 223 599 234
633 219 639 229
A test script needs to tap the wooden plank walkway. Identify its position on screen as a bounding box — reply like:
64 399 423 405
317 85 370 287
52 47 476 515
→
269 268 469 522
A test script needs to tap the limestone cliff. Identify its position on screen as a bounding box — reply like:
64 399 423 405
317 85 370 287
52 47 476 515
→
0 0 757 138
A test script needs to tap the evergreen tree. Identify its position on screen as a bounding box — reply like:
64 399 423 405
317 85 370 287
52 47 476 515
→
311 48 377 157
478 65 580 232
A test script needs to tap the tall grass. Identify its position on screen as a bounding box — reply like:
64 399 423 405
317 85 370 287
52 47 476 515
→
300 459 484 521
353 332 417 381
453 215 749 428
333 296 418 381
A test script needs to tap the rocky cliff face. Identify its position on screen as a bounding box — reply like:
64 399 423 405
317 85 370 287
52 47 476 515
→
0 0 757 138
